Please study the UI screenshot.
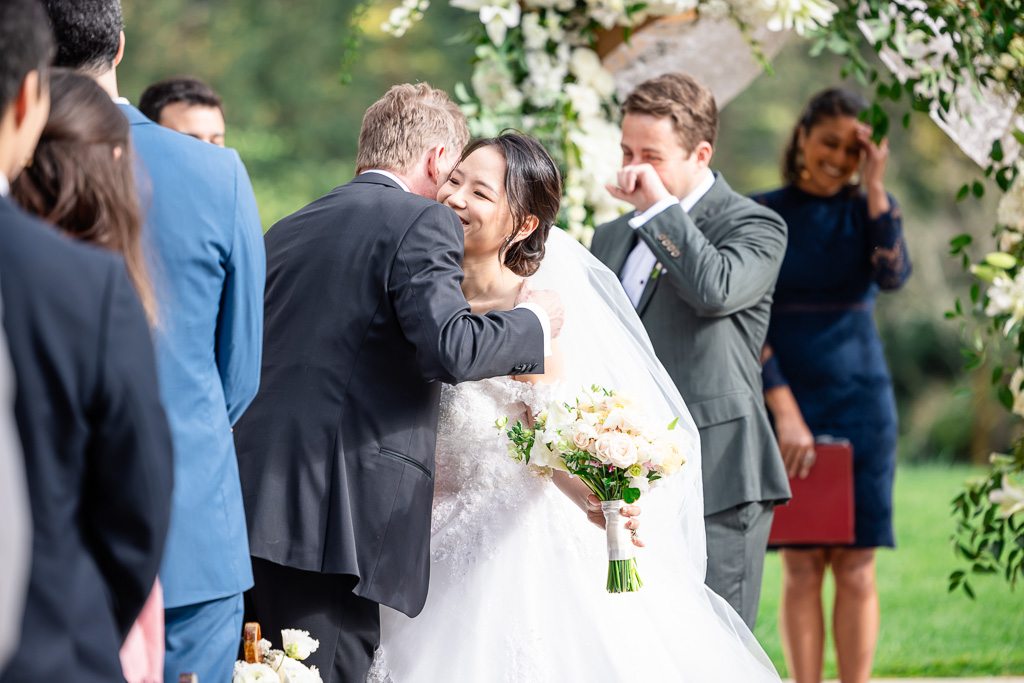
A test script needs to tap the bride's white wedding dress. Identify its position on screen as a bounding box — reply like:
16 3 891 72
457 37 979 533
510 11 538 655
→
367 230 781 682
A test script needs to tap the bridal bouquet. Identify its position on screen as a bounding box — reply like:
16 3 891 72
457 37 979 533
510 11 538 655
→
232 626 323 683
498 384 689 592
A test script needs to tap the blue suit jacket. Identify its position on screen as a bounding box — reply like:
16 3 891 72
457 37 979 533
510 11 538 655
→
121 103 266 608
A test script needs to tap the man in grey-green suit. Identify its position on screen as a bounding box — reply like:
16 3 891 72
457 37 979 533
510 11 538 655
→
591 73 791 629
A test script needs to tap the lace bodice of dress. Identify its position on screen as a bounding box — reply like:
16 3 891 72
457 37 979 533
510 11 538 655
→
429 377 557 580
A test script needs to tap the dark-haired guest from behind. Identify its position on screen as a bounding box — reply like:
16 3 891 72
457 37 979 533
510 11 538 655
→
13 69 156 323
139 76 226 146
42 2 266 681
0 2 173 683
753 87 911 683
11 69 164 683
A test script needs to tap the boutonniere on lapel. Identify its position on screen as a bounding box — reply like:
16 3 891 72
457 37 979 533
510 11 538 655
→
649 262 663 280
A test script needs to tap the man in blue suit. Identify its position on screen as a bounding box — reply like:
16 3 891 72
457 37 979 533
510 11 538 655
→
43 2 267 680
0 2 174 681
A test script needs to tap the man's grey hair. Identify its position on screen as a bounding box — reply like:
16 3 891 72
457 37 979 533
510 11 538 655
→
355 83 470 175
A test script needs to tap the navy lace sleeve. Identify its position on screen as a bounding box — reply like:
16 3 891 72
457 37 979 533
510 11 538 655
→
761 345 787 390
867 194 911 290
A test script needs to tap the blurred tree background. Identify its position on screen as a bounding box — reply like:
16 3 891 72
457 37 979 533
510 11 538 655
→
117 1 1009 465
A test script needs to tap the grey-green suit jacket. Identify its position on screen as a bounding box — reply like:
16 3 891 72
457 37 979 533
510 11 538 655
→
591 173 791 515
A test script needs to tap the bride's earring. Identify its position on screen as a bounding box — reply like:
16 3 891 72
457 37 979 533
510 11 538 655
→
796 149 810 181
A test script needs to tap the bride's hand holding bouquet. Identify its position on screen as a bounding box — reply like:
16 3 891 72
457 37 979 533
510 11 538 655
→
499 384 690 592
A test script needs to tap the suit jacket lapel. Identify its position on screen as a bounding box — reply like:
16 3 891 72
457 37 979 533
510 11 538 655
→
600 218 638 277
635 261 662 317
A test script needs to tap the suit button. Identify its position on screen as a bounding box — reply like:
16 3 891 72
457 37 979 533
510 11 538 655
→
660 239 671 247
671 250 680 258
657 233 668 240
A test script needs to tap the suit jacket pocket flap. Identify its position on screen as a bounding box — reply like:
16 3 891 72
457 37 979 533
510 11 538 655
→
688 392 753 428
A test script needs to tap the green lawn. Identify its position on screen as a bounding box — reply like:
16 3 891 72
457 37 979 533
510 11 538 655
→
752 465 1024 678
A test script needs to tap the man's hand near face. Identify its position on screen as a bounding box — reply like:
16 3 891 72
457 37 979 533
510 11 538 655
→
605 163 674 213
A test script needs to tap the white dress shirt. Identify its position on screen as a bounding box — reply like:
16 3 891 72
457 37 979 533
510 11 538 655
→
359 169 552 356
0 171 9 198
360 168 411 193
619 170 716 307
0 283 30 670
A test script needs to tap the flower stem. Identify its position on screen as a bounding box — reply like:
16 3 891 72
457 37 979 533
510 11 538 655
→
606 558 642 593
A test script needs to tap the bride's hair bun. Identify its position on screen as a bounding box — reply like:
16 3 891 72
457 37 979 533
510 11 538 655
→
460 131 562 277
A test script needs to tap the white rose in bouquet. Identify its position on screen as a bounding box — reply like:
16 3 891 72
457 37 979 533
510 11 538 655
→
605 432 639 469
232 662 280 683
571 420 598 450
281 629 320 661
654 430 688 475
593 432 616 464
603 407 645 434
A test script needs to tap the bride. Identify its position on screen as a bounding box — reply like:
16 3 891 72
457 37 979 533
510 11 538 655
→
368 132 781 682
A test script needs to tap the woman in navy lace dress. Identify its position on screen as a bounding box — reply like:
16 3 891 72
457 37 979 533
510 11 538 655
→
752 88 911 683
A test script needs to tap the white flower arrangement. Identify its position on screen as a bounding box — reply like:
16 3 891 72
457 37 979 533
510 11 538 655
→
232 631 323 683
998 170 1024 232
383 0 837 245
989 474 1024 518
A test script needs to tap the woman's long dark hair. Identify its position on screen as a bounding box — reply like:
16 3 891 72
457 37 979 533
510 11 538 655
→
12 69 156 324
782 88 869 188
458 131 562 277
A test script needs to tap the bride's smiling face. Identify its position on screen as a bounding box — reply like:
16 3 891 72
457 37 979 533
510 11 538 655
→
438 145 516 259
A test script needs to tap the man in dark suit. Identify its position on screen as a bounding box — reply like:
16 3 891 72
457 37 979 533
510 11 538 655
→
0 2 174 681
591 73 790 629
233 83 560 683
42 3 267 679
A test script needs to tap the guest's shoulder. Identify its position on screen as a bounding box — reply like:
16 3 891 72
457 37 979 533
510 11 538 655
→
0 200 120 297
748 186 789 209
126 107 243 179
712 179 785 230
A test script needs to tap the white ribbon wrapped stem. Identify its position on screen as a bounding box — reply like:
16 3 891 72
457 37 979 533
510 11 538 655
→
601 500 635 561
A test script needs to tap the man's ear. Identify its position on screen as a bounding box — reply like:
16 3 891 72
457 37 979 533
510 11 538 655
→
114 31 126 68
13 71 41 127
425 144 445 184
695 141 714 168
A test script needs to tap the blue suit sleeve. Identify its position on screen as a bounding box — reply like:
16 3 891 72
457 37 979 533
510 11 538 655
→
217 153 266 425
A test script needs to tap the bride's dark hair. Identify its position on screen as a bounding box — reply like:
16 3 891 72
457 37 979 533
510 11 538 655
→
459 131 562 277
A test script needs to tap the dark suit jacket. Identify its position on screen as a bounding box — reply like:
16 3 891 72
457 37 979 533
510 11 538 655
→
234 173 544 617
0 197 173 683
591 174 791 515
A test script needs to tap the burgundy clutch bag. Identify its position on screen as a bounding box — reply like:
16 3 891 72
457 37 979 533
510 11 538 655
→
768 438 855 546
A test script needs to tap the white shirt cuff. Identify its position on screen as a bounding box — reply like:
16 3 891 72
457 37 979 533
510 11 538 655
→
514 302 552 357
627 196 680 229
